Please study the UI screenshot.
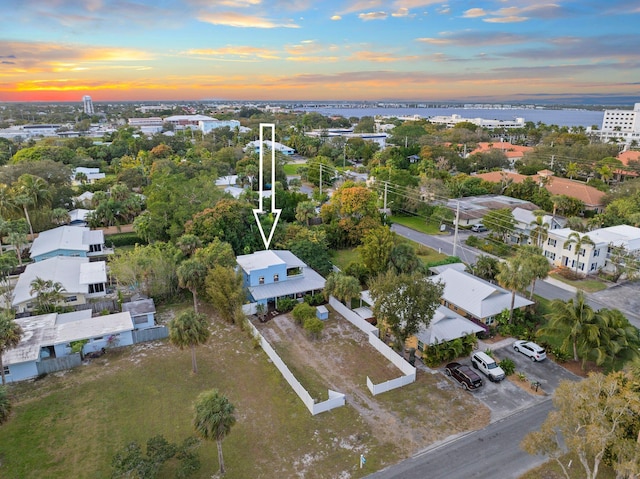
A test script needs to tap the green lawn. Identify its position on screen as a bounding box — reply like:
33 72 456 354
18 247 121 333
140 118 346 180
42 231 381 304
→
283 163 304 175
331 248 360 271
549 273 608 292
389 215 442 235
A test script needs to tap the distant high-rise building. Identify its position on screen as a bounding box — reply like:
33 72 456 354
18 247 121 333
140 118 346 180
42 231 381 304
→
82 95 94 115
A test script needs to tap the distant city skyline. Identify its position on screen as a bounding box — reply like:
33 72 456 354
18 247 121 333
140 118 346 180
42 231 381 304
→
1 1 639 103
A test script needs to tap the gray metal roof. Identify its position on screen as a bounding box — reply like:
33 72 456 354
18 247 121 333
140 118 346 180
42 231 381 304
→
415 306 484 346
30 226 104 258
248 267 326 301
12 257 107 307
430 269 533 319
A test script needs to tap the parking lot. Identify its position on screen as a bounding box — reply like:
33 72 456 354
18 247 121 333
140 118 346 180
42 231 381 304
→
440 340 581 421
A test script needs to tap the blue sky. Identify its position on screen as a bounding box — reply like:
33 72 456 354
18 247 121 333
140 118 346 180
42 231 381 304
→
1 0 639 102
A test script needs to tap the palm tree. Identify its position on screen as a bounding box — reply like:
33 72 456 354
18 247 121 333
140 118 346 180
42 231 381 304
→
168 310 210 374
529 215 549 248
176 234 202 258
6 231 27 266
590 308 640 368
538 291 596 362
295 201 316 226
472 255 499 282
50 208 70 226
565 161 579 180
0 312 23 385
177 259 208 313
517 246 551 299
29 278 66 313
193 389 236 475
563 231 595 276
496 257 530 324
11 174 51 238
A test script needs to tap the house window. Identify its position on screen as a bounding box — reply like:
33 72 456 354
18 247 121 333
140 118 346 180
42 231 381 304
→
580 248 586 256
89 244 102 253
259 276 265 285
594 249 600 257
70 252 82 257
273 274 279 282
547 238 557 247
590 263 598 271
3 365 9 376
566 244 572 251
134 316 147 325
485 316 495 326
417 341 424 352
579 262 585 271
89 283 105 294
65 295 78 303
93 336 103 342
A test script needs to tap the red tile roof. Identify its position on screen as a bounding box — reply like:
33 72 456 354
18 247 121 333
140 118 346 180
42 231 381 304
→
469 141 534 159
475 171 605 208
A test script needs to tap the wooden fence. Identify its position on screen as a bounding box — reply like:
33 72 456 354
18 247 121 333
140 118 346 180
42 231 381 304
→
132 326 169 343
37 354 82 375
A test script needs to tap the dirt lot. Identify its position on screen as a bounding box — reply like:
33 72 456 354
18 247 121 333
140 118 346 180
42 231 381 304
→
256 309 491 457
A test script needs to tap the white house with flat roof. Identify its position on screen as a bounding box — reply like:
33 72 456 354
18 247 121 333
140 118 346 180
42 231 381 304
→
73 167 105 185
245 140 295 156
1 310 135 383
12 256 107 313
542 225 640 275
236 250 325 308
30 226 110 262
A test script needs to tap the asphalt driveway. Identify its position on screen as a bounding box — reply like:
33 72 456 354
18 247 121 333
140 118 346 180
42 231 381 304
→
440 340 581 422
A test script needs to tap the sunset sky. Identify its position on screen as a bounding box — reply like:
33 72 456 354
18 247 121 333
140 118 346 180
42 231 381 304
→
1 0 639 103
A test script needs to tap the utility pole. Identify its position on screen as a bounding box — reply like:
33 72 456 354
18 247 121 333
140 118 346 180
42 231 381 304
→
452 200 460 257
550 155 555 170
383 181 388 211
319 163 323 198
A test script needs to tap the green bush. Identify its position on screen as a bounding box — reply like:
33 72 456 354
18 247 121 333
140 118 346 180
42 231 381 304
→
421 334 477 367
303 293 325 307
499 357 516 376
107 232 146 247
423 256 462 269
303 316 324 339
466 235 479 247
276 297 298 313
292 302 316 326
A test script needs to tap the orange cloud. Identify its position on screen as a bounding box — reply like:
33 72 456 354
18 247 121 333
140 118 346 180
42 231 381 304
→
183 46 280 60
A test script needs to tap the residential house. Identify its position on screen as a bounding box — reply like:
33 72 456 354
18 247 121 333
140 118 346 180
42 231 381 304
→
541 225 640 275
406 306 485 358
445 194 539 227
617 150 640 181
121 297 157 330
475 170 606 213
236 250 325 309
74 191 94 208
1 310 135 383
73 167 105 185
12 256 108 313
244 140 295 156
467 141 534 167
430 267 534 328
30 226 111 262
68 209 92 227
511 207 565 245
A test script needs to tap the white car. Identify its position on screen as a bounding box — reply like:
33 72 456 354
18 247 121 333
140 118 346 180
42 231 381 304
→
513 340 547 361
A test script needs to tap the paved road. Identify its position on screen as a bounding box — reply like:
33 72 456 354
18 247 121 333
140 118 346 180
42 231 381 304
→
367 400 553 479
391 224 483 265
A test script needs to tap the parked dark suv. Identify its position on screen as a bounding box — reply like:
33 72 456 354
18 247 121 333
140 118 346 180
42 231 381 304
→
445 362 483 390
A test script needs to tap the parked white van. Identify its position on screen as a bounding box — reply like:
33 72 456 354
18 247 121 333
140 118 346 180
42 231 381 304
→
471 351 505 382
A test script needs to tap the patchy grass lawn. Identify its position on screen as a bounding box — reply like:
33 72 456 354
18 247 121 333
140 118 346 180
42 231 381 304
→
0 301 489 479
390 215 442 235
331 247 360 271
549 273 608 292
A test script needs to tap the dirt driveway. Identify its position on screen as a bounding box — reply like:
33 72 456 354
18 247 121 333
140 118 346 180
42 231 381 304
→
255 311 490 458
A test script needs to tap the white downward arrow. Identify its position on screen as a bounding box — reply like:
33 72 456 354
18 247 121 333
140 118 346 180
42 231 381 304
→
253 123 282 250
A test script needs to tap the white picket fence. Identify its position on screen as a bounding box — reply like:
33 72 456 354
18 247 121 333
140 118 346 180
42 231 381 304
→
329 296 416 396
246 320 345 415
